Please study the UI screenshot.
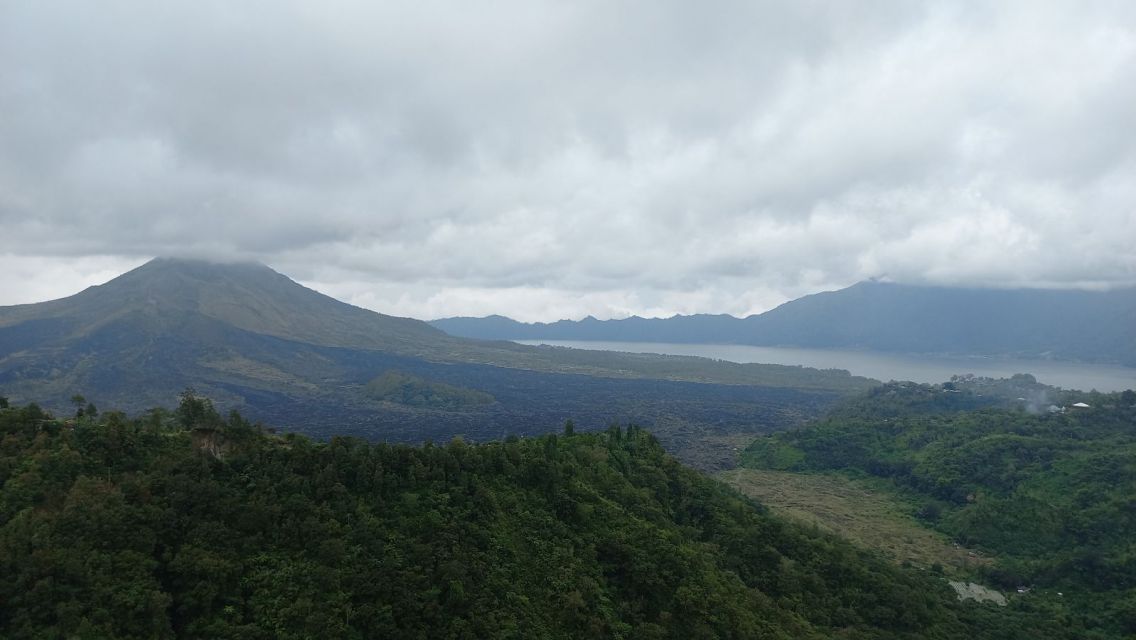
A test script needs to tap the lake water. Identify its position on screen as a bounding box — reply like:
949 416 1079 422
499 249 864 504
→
515 340 1136 392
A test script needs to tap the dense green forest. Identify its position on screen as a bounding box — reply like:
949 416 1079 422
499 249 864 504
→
743 382 1136 638
0 392 1072 639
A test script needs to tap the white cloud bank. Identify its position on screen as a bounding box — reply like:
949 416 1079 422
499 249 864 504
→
1 1 1134 321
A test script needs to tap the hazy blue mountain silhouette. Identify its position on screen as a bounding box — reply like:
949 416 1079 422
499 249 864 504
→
433 282 1136 365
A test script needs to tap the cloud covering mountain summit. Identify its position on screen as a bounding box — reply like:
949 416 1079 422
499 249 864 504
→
2 1 1134 320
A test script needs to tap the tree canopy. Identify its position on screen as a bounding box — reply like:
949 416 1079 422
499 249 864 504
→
0 393 1070 639
743 382 1136 638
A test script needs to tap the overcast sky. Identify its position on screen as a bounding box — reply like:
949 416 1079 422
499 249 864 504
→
2 1 1134 321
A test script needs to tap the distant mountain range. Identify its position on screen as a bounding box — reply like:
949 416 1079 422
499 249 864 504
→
0 258 871 468
433 282 1136 366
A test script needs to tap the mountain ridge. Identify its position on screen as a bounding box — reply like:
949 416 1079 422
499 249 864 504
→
432 281 1136 365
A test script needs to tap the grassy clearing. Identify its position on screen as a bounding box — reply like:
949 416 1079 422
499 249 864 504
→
718 468 991 573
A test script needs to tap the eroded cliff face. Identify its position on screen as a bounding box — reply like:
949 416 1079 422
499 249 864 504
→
191 427 230 460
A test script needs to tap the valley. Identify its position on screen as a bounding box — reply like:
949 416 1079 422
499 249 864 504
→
719 468 992 572
738 382 1136 638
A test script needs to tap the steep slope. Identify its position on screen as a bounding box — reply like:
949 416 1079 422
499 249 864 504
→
0 257 449 354
432 282 1136 365
0 258 456 412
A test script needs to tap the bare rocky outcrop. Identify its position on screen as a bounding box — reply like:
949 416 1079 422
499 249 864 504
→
948 581 1007 606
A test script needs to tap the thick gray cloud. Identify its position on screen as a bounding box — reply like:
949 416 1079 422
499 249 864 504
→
2 1 1134 320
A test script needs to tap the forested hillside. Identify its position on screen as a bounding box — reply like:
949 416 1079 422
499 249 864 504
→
0 394 1066 639
743 383 1136 638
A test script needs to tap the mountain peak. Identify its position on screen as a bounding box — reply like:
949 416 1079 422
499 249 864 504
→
2 256 446 355
123 256 280 281
149 255 266 267
83 256 299 312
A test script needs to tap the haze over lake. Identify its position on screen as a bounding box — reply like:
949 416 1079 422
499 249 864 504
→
516 340 1136 393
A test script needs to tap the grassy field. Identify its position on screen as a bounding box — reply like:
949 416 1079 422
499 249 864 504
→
718 468 991 573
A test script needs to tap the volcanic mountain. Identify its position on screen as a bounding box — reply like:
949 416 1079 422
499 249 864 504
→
0 257 446 353
0 258 454 408
0 258 870 467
